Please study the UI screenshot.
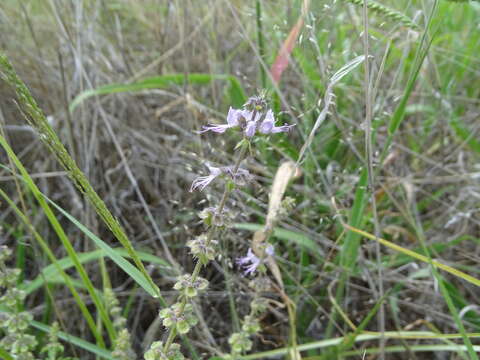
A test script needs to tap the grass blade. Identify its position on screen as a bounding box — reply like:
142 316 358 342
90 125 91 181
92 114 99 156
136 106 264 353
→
0 136 116 343
30 320 114 360
342 223 480 288
380 1 439 163
0 187 106 347
0 53 162 303
243 331 480 359
233 222 323 258
45 195 168 298
69 73 246 111
22 248 169 296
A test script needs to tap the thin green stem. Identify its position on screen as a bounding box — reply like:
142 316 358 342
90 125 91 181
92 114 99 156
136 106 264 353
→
163 142 248 354
163 327 178 352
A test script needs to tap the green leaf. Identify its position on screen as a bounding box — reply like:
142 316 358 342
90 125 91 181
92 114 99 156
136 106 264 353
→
44 196 166 299
340 168 369 271
0 171 107 347
22 248 169 296
70 73 246 111
30 320 115 360
233 223 323 258
449 116 480 154
0 347 14 360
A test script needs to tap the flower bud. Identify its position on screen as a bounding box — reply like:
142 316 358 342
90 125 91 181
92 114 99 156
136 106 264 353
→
251 297 269 315
187 235 218 265
173 274 209 298
228 331 253 354
159 302 198 334
244 94 268 112
242 315 261 334
144 341 185 360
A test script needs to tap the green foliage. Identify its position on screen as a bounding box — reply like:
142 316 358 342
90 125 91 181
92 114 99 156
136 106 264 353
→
0 53 162 303
1 0 480 358
69 74 247 111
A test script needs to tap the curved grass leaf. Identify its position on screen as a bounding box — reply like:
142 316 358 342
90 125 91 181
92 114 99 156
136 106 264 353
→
0 136 116 343
233 223 323 258
242 331 480 359
43 195 168 299
70 73 246 111
30 320 114 360
343 223 480 288
0 53 164 303
22 248 169 296
449 116 480 154
0 186 106 348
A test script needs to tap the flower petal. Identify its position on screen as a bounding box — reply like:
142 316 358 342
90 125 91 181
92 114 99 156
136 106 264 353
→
207 165 222 176
265 245 274 256
226 107 241 126
237 248 262 275
190 175 215 192
271 124 295 133
200 124 232 133
259 118 274 134
244 121 257 137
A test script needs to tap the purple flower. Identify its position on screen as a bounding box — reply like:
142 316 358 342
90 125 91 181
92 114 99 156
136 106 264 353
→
259 110 295 134
240 110 262 137
199 105 294 137
190 165 253 192
237 248 260 275
223 166 252 186
237 245 274 275
190 165 222 192
244 120 257 138
200 107 243 134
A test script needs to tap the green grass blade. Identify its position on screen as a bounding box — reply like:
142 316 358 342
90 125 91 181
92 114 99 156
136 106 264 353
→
0 53 162 303
409 196 479 359
22 248 169 296
325 168 369 338
0 347 14 360
381 1 439 163
436 273 479 359
0 187 106 348
449 116 480 154
233 223 323 258
242 331 480 359
340 168 369 270
0 136 116 343
43 195 168 298
343 224 480 288
338 290 391 355
69 73 246 111
341 344 480 358
30 320 115 360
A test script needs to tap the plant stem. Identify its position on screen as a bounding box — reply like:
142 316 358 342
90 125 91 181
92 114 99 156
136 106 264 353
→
163 143 248 353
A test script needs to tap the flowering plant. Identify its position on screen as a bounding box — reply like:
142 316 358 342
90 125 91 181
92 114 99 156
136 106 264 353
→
145 94 294 360
201 103 294 137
